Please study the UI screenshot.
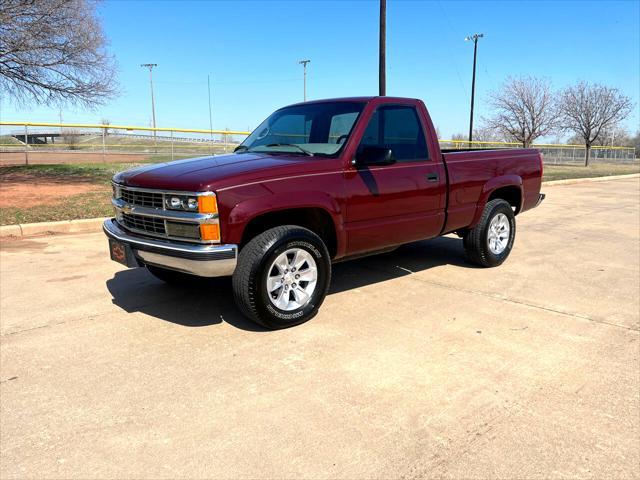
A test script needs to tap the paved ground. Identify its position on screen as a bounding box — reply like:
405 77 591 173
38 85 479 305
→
1 178 638 479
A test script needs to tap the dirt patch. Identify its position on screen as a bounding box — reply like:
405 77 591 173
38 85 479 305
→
0 173 107 208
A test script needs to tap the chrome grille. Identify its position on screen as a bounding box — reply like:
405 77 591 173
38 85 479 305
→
166 221 200 240
120 188 164 209
121 213 166 235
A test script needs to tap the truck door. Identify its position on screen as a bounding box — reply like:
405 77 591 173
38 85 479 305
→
343 104 446 254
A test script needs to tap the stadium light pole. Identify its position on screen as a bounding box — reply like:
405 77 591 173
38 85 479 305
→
140 63 158 144
465 34 483 145
298 59 310 101
379 0 386 96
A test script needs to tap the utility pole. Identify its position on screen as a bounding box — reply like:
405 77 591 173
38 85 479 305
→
208 74 214 154
465 34 483 145
379 0 386 96
298 59 310 101
140 63 158 146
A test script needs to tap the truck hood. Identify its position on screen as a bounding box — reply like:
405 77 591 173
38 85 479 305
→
113 152 324 192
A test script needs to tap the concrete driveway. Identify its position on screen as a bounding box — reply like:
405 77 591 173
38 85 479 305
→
1 178 638 479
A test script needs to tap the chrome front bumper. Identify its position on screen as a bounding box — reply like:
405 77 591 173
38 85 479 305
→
103 219 237 277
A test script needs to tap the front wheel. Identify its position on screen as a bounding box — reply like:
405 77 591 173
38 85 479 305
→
463 199 516 267
232 226 331 329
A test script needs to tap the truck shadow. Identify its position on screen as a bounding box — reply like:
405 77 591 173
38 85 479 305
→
106 235 474 331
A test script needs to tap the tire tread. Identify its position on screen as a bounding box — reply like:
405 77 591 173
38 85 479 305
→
463 199 514 268
232 225 329 328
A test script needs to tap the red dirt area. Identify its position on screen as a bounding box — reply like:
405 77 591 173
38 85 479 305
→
0 172 107 208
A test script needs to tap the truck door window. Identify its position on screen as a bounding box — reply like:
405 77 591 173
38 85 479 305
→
359 106 429 161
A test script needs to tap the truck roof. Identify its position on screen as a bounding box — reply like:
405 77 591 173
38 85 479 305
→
286 96 421 107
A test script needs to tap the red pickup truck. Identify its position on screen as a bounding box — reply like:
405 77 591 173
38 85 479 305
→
104 96 544 329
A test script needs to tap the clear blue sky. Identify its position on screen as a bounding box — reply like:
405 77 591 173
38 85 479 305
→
3 0 639 139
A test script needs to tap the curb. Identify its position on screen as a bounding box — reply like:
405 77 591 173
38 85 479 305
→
542 173 639 186
1 173 638 239
0 217 108 239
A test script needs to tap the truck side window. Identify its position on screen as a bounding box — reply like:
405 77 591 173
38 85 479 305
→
359 106 429 161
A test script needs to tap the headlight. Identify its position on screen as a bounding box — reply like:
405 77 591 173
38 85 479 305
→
165 195 199 211
163 193 218 218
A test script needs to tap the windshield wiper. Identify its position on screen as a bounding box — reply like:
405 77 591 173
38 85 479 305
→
265 143 313 156
234 145 250 153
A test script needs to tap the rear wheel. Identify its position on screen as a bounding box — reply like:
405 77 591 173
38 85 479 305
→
463 199 516 267
232 226 331 329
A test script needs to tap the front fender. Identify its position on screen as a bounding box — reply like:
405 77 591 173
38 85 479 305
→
469 175 523 228
223 189 345 254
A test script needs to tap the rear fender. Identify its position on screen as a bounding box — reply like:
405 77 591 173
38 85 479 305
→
469 175 523 228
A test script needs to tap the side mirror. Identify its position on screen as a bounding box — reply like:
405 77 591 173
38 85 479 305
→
354 146 395 167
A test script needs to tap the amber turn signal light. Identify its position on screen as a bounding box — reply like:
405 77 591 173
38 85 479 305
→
200 223 220 241
198 195 218 214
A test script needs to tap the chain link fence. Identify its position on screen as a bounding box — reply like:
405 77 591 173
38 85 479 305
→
439 140 637 165
0 122 250 165
1 122 637 166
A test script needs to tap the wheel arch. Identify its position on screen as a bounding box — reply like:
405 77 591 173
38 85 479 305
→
469 176 523 228
237 206 340 259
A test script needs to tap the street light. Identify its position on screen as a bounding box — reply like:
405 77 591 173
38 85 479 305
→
140 63 158 143
465 33 483 145
298 59 310 101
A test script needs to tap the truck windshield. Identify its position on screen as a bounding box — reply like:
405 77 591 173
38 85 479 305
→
237 101 365 156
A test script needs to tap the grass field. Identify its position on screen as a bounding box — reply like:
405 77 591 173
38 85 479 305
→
1 162 638 226
0 135 23 145
0 164 136 225
0 134 239 157
543 162 639 181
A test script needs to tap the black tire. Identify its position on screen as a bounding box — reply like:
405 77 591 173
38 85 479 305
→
232 226 331 329
463 199 516 267
146 264 200 285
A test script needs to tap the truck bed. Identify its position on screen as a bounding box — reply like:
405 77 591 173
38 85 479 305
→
441 148 543 234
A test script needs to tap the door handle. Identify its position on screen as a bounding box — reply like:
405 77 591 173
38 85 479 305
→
426 173 439 182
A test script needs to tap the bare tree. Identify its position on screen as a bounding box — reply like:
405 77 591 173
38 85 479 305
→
592 126 630 147
101 118 110 136
62 128 81 149
630 131 640 155
0 0 117 107
558 81 632 166
473 126 505 143
484 76 558 148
